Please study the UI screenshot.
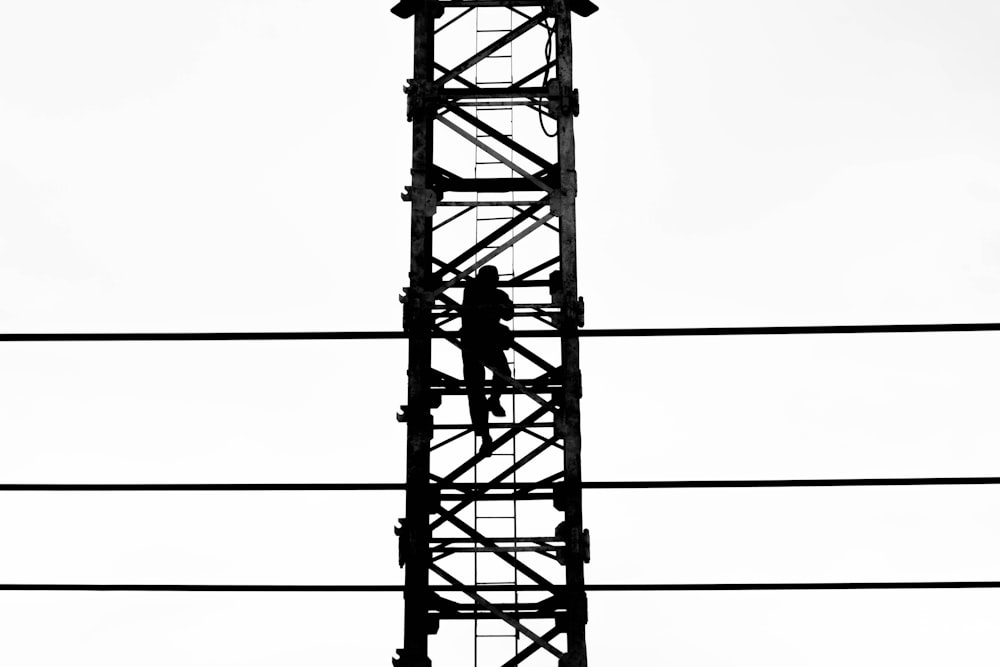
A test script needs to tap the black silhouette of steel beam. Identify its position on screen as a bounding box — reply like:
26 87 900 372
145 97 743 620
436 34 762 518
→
435 507 560 591
439 87 550 99
431 200 547 281
435 11 549 85
500 627 564 667
429 438 561 531
398 4 437 666
438 1 548 7
429 563 565 658
444 102 554 169
437 401 559 484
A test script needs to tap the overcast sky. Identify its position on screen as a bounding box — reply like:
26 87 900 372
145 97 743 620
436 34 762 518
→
2 1 1000 665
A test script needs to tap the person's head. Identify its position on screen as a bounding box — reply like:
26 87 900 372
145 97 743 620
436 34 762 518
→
477 265 499 286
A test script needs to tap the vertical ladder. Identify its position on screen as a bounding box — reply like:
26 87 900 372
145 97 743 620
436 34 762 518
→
472 6 519 667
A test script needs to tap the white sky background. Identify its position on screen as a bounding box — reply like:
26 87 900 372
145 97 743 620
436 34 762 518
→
1 0 1000 665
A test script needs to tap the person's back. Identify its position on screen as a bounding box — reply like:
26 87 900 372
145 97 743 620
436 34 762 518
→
461 266 513 343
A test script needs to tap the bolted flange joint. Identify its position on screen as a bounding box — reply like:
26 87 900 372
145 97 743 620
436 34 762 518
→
555 521 591 565
401 185 438 217
546 79 581 117
399 286 436 333
394 518 411 567
405 78 441 122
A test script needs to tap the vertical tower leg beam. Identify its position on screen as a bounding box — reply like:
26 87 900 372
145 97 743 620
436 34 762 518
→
554 3 587 665
399 5 437 667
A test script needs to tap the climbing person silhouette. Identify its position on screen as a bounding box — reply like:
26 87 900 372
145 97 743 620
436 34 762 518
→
461 265 514 451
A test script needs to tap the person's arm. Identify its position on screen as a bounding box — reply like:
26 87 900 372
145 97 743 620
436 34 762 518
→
499 290 514 321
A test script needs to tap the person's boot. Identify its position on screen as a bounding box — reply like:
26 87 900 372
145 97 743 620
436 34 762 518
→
487 397 506 418
478 432 495 455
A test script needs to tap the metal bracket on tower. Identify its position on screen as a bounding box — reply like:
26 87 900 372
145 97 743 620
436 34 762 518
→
546 79 580 117
401 185 438 217
405 79 440 122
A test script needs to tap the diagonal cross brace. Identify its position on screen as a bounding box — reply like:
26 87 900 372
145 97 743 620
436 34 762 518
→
436 504 558 592
500 626 563 667
429 563 565 658
444 102 553 171
432 212 555 297
432 200 546 283
438 401 557 485
437 115 553 193
435 10 550 86
431 436 560 531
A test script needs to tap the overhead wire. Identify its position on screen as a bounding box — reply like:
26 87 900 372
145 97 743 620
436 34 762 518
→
3 322 1000 342
2 581 999 592
2 477 1000 491
6 5 996 631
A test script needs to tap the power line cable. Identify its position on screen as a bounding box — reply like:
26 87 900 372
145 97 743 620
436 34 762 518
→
2 582 999 592
2 477 1000 491
3 322 1000 342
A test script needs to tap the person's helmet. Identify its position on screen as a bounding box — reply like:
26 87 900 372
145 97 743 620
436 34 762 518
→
477 265 499 285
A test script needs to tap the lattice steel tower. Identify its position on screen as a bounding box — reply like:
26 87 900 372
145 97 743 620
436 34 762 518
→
392 1 597 666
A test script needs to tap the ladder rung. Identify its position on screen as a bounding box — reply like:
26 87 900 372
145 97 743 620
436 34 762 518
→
474 582 517 587
433 422 554 430
434 537 555 544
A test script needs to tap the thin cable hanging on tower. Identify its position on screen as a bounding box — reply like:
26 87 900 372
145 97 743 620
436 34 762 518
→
537 18 558 138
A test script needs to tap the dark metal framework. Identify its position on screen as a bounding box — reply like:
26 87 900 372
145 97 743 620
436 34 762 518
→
393 1 596 665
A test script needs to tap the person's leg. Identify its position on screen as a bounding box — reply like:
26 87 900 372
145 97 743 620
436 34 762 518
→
462 346 489 439
485 346 511 415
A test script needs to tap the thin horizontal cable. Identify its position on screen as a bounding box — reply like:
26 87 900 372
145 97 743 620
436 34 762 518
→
0 584 402 592
3 322 1000 342
0 483 406 491
587 582 1000 591
582 477 1000 489
3 477 1000 491
0 332 406 342
2 582 999 592
577 323 1000 337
